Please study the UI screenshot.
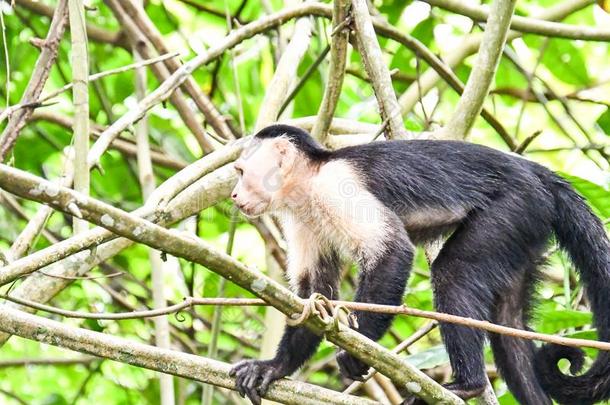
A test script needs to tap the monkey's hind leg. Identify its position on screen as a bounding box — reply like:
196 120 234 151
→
425 218 535 401
490 267 551 405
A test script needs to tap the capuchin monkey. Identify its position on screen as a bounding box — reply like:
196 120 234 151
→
228 124 610 405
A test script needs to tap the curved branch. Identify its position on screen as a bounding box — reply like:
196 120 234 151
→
0 306 376 405
423 0 610 42
441 0 517 139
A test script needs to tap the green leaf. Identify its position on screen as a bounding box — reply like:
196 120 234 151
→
411 17 435 47
535 307 592 334
596 107 610 136
561 173 610 219
540 39 590 85
378 0 413 25
405 345 449 369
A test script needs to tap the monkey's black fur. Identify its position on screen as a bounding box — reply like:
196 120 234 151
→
231 125 610 405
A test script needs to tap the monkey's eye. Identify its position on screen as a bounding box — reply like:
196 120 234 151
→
235 166 243 176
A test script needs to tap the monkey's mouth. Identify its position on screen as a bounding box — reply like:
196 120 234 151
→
237 202 267 218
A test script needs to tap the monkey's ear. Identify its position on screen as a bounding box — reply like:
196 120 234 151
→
272 137 295 168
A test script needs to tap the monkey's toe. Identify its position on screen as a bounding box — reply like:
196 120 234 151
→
229 359 284 404
337 350 369 381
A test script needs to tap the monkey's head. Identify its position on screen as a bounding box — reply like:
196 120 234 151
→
231 125 330 217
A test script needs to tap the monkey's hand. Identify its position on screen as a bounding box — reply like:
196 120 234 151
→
229 359 287 405
336 349 369 381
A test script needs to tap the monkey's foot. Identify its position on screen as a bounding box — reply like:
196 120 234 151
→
401 381 485 404
229 359 287 405
337 350 369 381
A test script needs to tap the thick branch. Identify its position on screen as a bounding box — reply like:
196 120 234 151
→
423 0 610 41
0 164 463 404
0 306 375 405
68 0 90 234
311 0 350 143
0 140 244 285
351 0 408 139
0 166 234 346
255 17 312 129
0 0 68 161
441 0 517 139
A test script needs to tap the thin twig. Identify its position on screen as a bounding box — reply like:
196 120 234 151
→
0 0 68 161
0 52 180 123
278 44 331 116
422 0 610 41
4 294 610 352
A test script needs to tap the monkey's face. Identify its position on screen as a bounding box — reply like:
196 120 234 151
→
231 138 295 217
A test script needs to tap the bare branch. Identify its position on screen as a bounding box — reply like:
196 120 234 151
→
0 0 68 161
351 0 408 139
104 0 215 154
255 17 313 129
68 0 90 234
0 306 376 405
423 0 610 41
117 0 236 141
440 0 517 139
311 0 350 143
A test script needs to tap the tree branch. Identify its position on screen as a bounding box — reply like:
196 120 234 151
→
441 0 517 139
11 0 125 46
351 0 408 139
397 0 596 119
68 0 90 234
311 0 350 143
255 17 312 129
117 0 236 141
0 306 376 405
422 0 610 41
0 0 68 161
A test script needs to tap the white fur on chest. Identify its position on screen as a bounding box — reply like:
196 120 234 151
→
279 160 392 288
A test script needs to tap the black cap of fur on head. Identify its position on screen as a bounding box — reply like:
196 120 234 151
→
254 125 332 161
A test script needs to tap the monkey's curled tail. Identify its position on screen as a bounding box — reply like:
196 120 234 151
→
535 172 610 405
